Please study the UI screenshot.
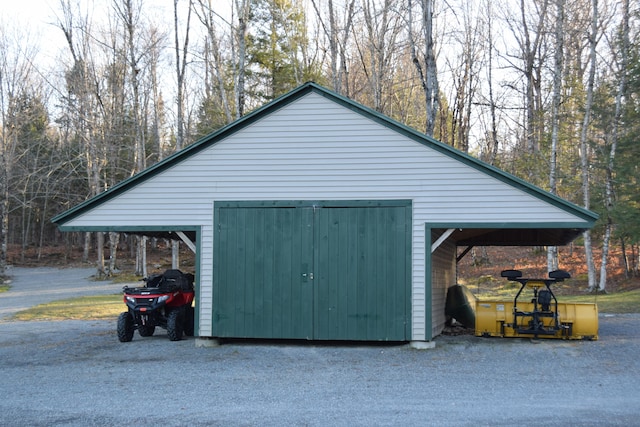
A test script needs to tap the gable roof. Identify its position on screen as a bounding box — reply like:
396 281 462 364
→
52 82 598 244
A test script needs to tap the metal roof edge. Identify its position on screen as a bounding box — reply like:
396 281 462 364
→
426 221 593 229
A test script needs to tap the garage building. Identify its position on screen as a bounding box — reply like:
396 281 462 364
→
52 82 597 345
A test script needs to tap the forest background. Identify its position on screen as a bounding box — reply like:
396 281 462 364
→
0 0 638 293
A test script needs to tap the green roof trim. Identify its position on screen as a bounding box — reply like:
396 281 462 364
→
52 82 598 227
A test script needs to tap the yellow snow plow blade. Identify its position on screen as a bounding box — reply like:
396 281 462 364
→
475 300 598 340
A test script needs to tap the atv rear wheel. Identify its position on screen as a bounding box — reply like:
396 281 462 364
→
167 309 184 341
184 306 195 336
138 324 156 337
117 312 135 342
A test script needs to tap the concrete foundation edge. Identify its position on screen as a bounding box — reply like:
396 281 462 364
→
195 337 221 347
410 340 436 350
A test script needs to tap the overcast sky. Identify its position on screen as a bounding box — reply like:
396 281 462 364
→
2 1 82 65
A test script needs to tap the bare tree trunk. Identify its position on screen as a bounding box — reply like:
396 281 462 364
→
83 232 90 263
0 96 10 273
547 0 564 273
195 0 233 123
108 232 120 275
234 0 250 118
117 0 149 273
487 2 498 165
37 183 51 261
310 0 356 95
172 0 192 267
408 0 439 137
57 2 105 275
142 237 148 277
358 0 401 113
450 3 481 152
96 232 105 278
328 0 340 92
135 236 148 277
620 238 629 279
172 240 180 269
513 0 549 155
119 0 145 174
149 28 164 162
581 0 599 291
174 0 192 150
0 148 8 275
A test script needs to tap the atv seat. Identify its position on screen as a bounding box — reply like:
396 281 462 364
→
160 269 194 291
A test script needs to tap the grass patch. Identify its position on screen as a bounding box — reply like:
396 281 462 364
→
12 294 123 321
561 289 640 314
10 285 640 322
475 288 640 314
0 285 10 293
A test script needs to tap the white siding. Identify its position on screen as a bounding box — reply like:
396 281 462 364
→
64 92 591 339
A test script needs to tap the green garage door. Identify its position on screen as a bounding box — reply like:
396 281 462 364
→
213 201 411 341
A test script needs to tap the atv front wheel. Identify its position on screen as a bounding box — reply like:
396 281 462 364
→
138 324 156 337
117 312 135 342
167 309 184 341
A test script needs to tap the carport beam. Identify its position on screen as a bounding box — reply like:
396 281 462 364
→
457 246 474 263
431 228 456 253
175 231 196 253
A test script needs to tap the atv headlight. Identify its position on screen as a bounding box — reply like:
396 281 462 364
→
125 296 136 304
157 295 170 304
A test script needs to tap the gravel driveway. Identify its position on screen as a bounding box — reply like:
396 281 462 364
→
0 268 639 426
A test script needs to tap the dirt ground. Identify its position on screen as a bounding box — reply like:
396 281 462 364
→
4 241 196 274
456 244 640 294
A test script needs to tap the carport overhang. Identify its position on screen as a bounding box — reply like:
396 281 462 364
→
424 221 595 341
56 222 591 254
430 223 591 249
54 225 199 253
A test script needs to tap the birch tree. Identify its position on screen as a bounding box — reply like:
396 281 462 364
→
547 0 565 272
407 0 439 136
174 0 192 151
580 0 599 290
483 0 499 165
234 0 251 118
597 0 630 292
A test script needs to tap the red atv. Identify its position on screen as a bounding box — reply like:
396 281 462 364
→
117 269 195 342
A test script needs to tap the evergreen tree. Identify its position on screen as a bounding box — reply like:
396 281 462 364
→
612 39 640 273
248 0 318 102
